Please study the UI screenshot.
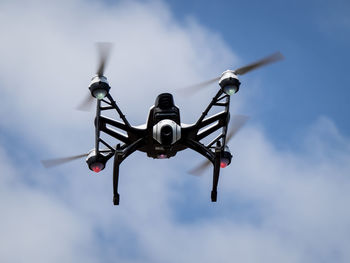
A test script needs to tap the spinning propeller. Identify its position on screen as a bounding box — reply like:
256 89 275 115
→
180 52 284 94
41 153 90 168
188 115 249 176
77 42 113 111
41 149 112 169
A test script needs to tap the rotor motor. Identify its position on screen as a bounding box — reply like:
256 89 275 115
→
86 149 108 173
220 146 232 168
219 70 241 95
89 75 111 100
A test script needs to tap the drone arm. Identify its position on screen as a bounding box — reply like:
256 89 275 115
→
120 138 145 161
192 88 231 150
99 124 130 144
197 111 228 129
197 123 226 142
196 111 228 141
97 94 147 145
99 116 128 131
184 139 215 163
105 93 131 127
207 134 224 148
184 88 232 202
195 89 225 126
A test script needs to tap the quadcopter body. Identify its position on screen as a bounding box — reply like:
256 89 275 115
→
42 44 283 206
87 73 236 206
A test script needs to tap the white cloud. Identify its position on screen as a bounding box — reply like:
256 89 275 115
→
0 147 99 263
1 0 350 263
0 0 237 154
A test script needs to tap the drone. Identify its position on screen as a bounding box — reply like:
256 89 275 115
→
42 43 283 205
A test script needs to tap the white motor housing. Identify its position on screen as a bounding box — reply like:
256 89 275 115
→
219 70 241 95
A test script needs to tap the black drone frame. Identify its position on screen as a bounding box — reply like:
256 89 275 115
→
42 47 283 206
94 89 231 205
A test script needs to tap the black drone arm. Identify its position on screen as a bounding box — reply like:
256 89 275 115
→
183 89 231 152
98 116 130 144
95 93 147 150
118 138 145 162
196 111 228 141
183 88 232 202
92 93 147 206
104 93 131 127
183 138 216 163
197 110 228 129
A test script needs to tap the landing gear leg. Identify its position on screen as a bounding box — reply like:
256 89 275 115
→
211 150 221 202
113 194 120 206
113 150 121 206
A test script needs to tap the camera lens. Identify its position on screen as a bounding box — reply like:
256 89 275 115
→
160 125 173 145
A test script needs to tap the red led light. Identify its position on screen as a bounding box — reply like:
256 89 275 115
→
90 162 104 173
92 166 101 173
220 160 228 168
220 162 227 168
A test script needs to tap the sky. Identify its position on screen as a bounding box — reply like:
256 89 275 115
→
168 0 350 146
0 0 350 262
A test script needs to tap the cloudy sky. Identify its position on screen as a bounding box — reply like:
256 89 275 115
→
1 0 350 262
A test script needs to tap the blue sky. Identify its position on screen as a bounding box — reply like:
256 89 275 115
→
1 0 350 262
165 0 350 145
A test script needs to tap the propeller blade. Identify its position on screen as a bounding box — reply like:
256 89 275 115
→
188 159 211 176
226 115 249 143
178 77 220 95
234 52 284 76
41 149 113 168
41 153 88 168
76 92 94 111
188 115 249 176
96 42 113 77
76 42 113 111
178 52 283 95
